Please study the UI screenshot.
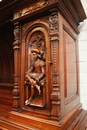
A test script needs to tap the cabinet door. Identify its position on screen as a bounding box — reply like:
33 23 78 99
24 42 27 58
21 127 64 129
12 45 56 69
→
20 21 52 118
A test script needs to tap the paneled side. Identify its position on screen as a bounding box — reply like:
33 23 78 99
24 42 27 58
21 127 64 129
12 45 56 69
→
63 28 78 100
59 12 80 116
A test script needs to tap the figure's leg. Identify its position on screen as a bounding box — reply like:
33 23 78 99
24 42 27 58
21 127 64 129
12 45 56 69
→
25 85 35 105
36 84 41 95
26 74 32 83
29 85 35 100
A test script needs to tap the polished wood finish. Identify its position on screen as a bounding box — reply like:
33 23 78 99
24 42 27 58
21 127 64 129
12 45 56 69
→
0 0 86 129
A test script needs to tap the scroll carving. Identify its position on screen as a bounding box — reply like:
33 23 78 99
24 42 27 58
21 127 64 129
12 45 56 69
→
25 31 46 107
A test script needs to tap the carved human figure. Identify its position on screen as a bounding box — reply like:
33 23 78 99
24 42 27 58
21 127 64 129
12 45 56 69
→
25 49 45 105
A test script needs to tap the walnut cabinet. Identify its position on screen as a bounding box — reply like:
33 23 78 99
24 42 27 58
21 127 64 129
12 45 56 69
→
0 0 86 130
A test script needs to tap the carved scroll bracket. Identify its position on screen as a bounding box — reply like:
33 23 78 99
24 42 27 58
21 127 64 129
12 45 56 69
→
12 22 20 111
49 12 61 120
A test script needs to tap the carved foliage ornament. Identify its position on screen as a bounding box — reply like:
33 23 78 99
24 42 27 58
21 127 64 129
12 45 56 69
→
14 0 48 19
49 15 59 31
14 25 20 42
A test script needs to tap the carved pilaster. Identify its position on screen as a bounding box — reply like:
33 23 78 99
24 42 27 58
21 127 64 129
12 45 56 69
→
12 22 20 111
49 9 61 120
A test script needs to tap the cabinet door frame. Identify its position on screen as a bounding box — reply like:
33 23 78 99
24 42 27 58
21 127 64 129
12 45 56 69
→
20 21 52 118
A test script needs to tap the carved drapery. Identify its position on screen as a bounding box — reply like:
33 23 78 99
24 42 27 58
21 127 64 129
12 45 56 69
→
12 22 20 111
49 10 61 120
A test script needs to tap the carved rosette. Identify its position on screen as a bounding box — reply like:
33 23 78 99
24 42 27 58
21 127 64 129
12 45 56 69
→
49 11 61 120
12 22 20 111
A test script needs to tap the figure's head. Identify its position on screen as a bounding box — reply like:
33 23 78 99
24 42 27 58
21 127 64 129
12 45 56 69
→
31 49 41 60
31 49 39 54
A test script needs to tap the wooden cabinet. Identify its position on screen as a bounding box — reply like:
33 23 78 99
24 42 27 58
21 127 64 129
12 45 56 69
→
0 0 87 129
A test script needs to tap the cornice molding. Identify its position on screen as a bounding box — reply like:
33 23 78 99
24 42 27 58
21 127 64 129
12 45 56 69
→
0 0 86 32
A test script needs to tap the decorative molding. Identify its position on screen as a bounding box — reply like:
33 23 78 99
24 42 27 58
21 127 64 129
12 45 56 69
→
63 24 76 40
52 41 58 84
49 11 61 120
14 0 48 20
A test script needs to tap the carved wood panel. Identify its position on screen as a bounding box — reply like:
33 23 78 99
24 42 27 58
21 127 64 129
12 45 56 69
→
20 19 51 115
25 31 46 107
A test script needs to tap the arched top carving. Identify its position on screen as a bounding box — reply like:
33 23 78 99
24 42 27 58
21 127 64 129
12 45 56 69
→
22 19 49 43
25 25 50 72
29 31 45 52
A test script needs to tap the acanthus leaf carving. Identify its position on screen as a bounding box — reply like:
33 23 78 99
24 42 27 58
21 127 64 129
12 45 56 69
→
49 15 59 31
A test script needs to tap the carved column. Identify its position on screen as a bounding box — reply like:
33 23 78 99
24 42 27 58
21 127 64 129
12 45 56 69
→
12 22 20 111
49 9 61 120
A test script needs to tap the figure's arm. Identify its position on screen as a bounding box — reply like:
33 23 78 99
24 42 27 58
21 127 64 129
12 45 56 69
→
26 65 34 74
25 65 36 84
28 66 34 73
